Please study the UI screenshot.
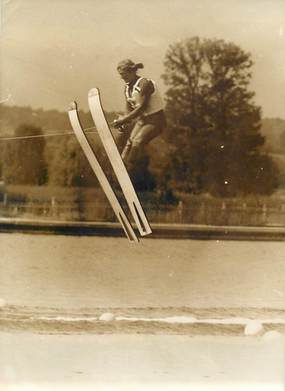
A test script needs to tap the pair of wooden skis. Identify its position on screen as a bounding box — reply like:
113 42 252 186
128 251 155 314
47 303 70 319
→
68 88 151 243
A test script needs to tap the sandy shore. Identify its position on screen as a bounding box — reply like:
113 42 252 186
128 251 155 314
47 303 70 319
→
1 331 284 391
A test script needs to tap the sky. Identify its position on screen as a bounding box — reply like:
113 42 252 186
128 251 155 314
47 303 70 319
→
1 0 285 118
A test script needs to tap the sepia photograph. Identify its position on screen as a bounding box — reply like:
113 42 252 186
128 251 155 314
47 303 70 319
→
0 0 285 390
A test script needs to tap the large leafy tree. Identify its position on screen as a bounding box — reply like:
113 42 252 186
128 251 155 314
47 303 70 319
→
2 124 47 185
162 37 278 196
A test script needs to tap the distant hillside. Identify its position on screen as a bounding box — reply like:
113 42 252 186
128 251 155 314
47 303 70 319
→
1 105 284 144
0 105 117 136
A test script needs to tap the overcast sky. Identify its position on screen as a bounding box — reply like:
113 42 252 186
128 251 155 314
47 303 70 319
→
1 0 285 118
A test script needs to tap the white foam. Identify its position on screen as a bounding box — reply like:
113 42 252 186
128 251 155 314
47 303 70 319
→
99 312 115 321
32 316 98 322
116 315 285 325
244 321 264 336
28 314 285 327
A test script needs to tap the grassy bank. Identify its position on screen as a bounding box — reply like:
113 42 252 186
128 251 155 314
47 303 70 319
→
1 185 285 226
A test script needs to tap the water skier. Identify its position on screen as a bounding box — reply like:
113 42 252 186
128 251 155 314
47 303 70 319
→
113 59 166 170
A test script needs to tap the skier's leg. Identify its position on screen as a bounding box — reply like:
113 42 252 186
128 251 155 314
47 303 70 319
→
121 120 143 163
121 138 133 161
114 122 133 153
123 113 165 169
115 131 128 152
123 124 156 172
132 123 162 148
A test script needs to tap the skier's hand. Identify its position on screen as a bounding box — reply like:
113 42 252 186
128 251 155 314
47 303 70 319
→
113 118 126 129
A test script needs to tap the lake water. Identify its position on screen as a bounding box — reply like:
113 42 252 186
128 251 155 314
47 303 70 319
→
1 232 285 310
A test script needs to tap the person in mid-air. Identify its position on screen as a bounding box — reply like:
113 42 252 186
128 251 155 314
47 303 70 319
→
113 59 166 170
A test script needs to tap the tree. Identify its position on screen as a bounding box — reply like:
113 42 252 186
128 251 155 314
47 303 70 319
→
46 134 101 187
162 37 278 196
2 124 47 185
279 130 285 153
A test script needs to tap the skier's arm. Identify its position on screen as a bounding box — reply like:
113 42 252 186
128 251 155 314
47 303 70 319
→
114 80 154 127
115 99 132 128
125 100 132 114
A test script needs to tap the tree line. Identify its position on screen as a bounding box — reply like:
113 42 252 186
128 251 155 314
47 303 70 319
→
0 37 280 198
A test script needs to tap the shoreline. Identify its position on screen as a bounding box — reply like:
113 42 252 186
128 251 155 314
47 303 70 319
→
1 217 285 240
1 305 285 336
